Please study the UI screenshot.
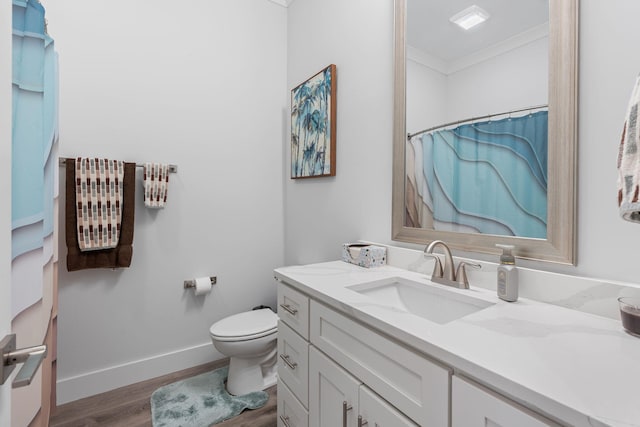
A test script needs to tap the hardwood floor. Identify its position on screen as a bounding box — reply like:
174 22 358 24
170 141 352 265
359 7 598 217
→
49 359 277 427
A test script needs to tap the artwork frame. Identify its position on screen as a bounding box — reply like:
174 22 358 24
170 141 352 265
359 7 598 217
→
291 64 337 179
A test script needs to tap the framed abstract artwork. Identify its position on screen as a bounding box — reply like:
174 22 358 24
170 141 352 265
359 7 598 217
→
291 64 337 179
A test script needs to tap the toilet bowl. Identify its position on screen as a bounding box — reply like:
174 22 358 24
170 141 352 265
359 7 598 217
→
209 308 278 396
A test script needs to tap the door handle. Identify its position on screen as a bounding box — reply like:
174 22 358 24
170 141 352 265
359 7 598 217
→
279 354 298 370
279 303 298 316
279 415 293 427
1 334 48 388
342 401 353 427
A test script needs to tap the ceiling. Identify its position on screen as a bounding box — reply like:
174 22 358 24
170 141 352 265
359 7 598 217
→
407 0 549 62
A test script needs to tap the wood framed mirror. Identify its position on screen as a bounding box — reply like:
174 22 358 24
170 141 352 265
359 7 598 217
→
392 0 578 264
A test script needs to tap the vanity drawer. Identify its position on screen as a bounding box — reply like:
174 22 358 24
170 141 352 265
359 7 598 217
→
452 376 560 426
278 320 309 408
277 282 309 339
278 380 309 427
310 300 450 427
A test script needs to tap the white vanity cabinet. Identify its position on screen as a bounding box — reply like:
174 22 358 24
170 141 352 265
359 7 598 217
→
275 261 640 426
277 320 309 407
278 284 309 339
359 383 419 427
278 380 309 427
277 279 448 427
310 300 450 427
277 283 310 427
309 346 360 427
309 346 417 427
452 376 560 427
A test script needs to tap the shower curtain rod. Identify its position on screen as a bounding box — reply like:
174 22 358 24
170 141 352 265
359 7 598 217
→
58 157 178 173
407 103 548 140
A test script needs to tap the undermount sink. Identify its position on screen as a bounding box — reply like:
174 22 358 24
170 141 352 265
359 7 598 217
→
348 277 494 324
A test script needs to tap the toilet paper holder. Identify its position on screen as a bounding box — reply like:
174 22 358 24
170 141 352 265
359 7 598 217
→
184 277 217 289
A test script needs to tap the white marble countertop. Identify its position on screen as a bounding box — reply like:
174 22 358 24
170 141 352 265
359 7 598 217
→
274 261 640 427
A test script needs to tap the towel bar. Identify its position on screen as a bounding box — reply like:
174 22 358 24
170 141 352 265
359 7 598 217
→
58 157 178 173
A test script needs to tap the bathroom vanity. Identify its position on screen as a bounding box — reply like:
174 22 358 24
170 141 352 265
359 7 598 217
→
274 261 640 427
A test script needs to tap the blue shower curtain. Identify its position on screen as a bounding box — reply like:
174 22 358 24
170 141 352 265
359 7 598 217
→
416 111 548 239
12 0 58 316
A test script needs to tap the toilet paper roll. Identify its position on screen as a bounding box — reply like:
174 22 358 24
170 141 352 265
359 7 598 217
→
194 277 212 296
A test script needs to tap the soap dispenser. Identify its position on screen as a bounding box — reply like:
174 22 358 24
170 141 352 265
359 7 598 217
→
496 244 518 302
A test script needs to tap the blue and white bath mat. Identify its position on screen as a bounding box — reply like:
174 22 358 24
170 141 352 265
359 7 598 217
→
150 366 269 427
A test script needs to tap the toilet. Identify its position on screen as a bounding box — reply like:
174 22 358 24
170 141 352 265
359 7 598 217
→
209 308 278 395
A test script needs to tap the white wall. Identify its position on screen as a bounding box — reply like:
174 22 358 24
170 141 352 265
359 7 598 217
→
570 0 640 282
446 37 548 121
285 0 640 287
45 0 287 403
406 59 447 135
285 0 394 265
406 37 548 135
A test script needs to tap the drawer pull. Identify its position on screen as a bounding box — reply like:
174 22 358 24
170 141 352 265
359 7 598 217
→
358 415 369 427
342 401 353 427
279 354 298 370
279 415 292 427
279 303 298 316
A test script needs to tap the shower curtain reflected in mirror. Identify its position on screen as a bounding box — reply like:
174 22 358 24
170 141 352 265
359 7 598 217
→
405 110 548 239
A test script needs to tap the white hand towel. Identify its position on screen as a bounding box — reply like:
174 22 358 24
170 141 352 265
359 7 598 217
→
618 75 640 222
143 163 170 208
75 157 125 251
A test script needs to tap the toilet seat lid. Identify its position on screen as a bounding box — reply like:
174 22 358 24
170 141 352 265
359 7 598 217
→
209 308 278 340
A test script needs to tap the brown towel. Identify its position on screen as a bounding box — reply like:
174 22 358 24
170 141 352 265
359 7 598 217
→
66 158 136 271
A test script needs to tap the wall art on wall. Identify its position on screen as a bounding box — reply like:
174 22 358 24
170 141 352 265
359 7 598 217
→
291 64 336 178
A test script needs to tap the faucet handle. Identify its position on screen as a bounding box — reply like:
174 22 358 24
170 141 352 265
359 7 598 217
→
424 253 443 278
455 261 481 289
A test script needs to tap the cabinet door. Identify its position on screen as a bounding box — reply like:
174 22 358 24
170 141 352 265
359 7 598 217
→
278 380 309 427
359 385 418 427
278 320 309 408
309 347 361 427
310 300 450 426
452 376 559 427
278 282 310 339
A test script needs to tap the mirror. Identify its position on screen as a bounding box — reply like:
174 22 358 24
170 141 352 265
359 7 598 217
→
392 0 578 264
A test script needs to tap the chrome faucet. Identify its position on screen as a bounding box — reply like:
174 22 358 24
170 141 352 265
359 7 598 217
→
424 240 480 289
425 240 455 281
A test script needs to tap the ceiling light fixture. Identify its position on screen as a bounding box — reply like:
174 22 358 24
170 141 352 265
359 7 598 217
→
450 5 490 31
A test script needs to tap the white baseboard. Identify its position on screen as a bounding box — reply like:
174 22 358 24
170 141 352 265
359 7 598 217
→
56 342 224 405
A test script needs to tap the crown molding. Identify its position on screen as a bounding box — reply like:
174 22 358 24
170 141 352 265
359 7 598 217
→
407 45 448 75
409 22 549 76
448 22 549 74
